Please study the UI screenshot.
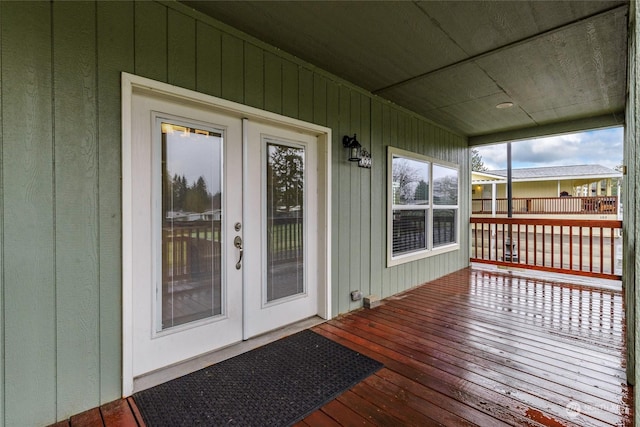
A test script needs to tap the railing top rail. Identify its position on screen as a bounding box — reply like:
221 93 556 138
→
470 217 622 228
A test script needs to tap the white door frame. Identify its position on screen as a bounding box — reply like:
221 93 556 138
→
121 72 332 397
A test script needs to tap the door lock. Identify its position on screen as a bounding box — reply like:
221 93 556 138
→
234 236 243 269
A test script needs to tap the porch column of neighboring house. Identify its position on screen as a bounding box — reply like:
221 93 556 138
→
491 182 497 259
617 178 623 237
491 182 497 216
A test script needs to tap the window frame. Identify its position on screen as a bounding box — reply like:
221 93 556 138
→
387 146 459 267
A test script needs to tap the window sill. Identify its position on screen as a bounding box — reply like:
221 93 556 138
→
387 243 459 267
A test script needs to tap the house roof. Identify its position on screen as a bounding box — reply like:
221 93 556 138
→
474 164 621 183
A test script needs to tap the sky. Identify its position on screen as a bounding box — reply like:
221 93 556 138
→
166 130 222 194
474 127 623 171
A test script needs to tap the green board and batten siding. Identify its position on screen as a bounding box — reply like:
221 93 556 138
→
2 2 57 425
0 1 469 425
626 0 638 395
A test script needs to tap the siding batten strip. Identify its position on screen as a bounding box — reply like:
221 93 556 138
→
2 2 56 425
167 8 196 90
53 1 100 418
196 22 222 97
0 2 4 423
349 90 361 312
96 0 134 405
360 95 371 299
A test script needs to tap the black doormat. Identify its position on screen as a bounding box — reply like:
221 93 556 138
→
133 330 383 426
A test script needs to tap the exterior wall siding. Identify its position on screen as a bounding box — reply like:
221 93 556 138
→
627 0 639 395
0 1 469 424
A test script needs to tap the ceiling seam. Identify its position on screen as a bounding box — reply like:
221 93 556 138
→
470 59 539 126
373 3 629 96
411 1 470 56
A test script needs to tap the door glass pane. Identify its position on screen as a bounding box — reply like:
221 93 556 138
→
266 142 304 302
161 122 223 330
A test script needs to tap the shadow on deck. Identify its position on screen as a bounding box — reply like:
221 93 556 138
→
52 267 633 426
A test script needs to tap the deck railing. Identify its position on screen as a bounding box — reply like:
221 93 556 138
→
162 217 303 283
472 195 618 215
470 217 622 280
162 220 222 283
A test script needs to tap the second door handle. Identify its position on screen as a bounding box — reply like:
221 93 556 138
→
234 236 243 269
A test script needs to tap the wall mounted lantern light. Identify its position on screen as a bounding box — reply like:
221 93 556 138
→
342 134 372 169
342 134 361 161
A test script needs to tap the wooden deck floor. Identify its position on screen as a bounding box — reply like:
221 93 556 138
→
298 267 633 426
52 267 633 426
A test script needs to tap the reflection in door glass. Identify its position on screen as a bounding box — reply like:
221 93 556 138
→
266 142 305 302
161 122 222 330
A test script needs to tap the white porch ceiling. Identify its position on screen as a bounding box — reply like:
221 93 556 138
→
182 0 628 143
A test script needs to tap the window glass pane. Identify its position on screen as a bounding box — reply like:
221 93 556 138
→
433 209 457 247
392 156 430 205
266 143 305 302
433 164 458 205
161 123 223 330
392 209 427 255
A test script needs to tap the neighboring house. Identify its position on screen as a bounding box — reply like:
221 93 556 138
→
472 164 622 218
0 2 638 426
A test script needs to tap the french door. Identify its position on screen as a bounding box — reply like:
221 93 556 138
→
125 79 326 384
243 121 319 339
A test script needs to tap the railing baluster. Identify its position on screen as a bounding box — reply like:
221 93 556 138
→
478 223 481 259
517 223 521 263
569 225 574 273
559 225 564 270
551 225 555 269
600 226 604 274
579 226 584 273
589 226 593 273
494 224 498 261
533 224 537 266
542 224 547 267
525 223 529 265
500 223 504 261
478 222 482 260
610 227 615 275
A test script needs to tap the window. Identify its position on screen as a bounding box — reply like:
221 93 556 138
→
387 147 459 266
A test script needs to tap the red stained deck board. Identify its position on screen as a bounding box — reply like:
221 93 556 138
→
69 408 103 426
53 267 633 427
100 399 139 427
125 397 145 426
319 399 375 426
335 388 412 426
295 409 342 426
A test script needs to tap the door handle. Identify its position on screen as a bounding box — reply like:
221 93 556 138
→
234 236 243 269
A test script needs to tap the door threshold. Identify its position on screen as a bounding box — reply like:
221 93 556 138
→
132 316 326 393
